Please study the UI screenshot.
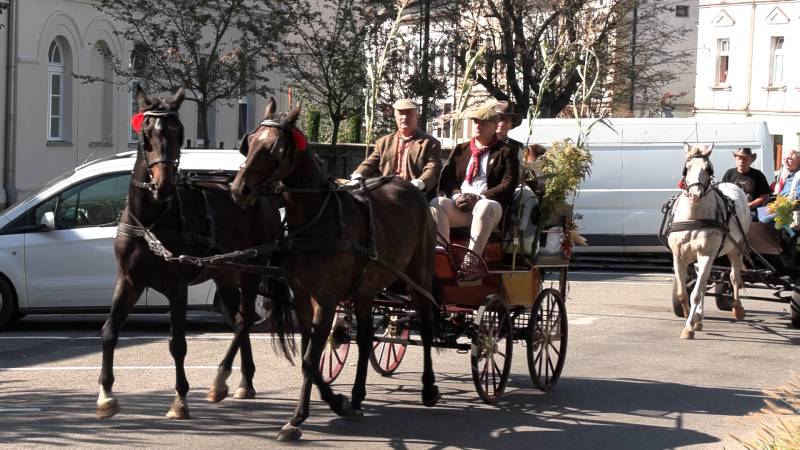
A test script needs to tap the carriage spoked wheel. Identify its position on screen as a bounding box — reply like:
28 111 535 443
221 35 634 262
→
791 288 800 329
527 288 568 391
470 295 513 404
712 274 734 312
320 305 351 384
369 307 410 376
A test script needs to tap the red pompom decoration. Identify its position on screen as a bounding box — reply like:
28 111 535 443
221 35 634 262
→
131 112 145 133
291 127 308 151
678 179 686 190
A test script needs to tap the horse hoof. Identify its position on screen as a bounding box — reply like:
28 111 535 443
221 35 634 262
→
206 387 228 403
276 424 302 442
96 398 119 419
165 403 190 420
733 306 746 321
343 408 364 422
423 385 441 407
233 387 256 400
680 329 695 340
334 395 353 418
692 322 703 332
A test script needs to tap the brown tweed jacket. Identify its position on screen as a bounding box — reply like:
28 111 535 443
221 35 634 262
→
438 139 520 206
355 130 442 197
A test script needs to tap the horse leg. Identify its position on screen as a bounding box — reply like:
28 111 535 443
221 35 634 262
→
277 290 313 442
415 290 441 407
234 274 260 399
97 277 143 419
729 249 746 321
207 284 240 403
165 288 190 419
683 253 714 339
672 257 689 318
349 295 374 418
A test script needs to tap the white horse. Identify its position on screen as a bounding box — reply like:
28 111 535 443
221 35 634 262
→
668 144 749 339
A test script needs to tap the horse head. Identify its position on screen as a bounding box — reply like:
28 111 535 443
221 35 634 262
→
682 143 715 202
133 86 185 202
231 98 304 207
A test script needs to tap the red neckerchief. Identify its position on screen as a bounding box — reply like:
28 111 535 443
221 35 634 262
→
467 137 495 184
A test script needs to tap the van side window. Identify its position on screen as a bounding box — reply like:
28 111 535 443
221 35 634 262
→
54 173 130 229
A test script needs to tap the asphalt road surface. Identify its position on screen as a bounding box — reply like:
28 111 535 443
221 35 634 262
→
1 271 798 449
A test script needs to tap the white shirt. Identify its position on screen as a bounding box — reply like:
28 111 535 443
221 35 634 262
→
456 151 490 198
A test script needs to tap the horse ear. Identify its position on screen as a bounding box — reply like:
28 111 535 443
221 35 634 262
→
264 98 276 118
135 85 152 111
170 87 186 110
703 143 714 156
286 104 302 124
683 142 691 154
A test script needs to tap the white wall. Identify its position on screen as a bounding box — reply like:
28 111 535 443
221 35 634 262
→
694 0 800 156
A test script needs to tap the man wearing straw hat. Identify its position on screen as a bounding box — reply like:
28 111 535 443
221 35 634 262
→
431 106 519 261
722 147 770 215
350 98 441 199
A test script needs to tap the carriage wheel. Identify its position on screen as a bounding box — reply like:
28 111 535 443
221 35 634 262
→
369 309 410 376
791 289 800 329
527 288 567 391
320 306 351 384
470 295 513 404
713 276 734 312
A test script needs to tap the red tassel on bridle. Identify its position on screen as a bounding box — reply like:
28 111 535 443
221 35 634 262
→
290 127 308 151
131 112 145 133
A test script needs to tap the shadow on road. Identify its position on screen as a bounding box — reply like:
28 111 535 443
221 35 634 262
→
0 375 764 448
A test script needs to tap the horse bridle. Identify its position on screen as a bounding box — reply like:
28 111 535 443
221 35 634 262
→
681 153 715 197
238 119 293 181
131 110 182 192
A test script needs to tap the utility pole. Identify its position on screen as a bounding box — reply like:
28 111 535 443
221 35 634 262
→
420 0 431 131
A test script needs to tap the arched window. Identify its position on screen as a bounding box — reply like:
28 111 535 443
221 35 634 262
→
48 40 64 140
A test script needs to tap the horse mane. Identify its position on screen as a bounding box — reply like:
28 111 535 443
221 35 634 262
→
685 146 705 158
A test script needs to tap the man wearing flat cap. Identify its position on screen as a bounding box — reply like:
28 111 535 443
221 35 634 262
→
351 98 441 199
431 106 519 260
493 100 523 149
722 147 770 215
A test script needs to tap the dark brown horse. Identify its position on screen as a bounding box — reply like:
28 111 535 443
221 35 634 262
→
230 99 441 442
96 87 286 419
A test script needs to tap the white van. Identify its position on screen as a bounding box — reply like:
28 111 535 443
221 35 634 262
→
508 117 773 253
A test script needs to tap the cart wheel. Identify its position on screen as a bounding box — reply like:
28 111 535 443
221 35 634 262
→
320 306 351 384
713 279 734 312
671 278 687 318
791 289 800 329
471 295 513 404
527 288 567 391
369 310 410 376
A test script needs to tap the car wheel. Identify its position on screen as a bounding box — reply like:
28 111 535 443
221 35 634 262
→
0 277 18 331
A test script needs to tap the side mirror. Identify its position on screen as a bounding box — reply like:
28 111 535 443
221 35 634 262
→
40 211 55 230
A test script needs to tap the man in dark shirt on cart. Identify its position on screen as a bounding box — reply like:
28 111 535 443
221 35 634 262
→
721 147 770 219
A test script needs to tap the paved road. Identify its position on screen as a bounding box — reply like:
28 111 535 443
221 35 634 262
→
1 272 798 449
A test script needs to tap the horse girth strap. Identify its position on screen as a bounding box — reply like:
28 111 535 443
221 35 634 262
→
668 219 726 233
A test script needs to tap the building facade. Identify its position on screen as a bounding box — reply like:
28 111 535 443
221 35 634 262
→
694 0 800 166
0 0 288 208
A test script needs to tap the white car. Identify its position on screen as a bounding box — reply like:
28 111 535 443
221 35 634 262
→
0 149 254 330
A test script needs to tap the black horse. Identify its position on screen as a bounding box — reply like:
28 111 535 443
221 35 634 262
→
96 87 285 419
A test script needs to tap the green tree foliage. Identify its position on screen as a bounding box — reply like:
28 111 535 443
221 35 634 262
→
305 108 321 142
345 116 362 144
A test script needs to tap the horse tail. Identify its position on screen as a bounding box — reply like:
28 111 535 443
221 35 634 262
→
266 261 296 361
431 276 444 346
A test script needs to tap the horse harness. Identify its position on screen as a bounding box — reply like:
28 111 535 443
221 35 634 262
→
129 110 182 193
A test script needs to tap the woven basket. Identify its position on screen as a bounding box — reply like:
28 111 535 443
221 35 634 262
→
447 244 489 281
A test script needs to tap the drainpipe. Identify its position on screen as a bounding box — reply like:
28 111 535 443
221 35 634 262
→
3 0 17 208
743 1 755 116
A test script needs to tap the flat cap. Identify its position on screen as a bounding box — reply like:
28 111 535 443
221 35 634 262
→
468 107 500 123
392 98 419 110
493 100 519 117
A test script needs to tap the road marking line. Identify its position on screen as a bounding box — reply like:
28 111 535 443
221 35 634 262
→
0 365 239 371
0 407 42 412
569 317 598 325
567 281 672 286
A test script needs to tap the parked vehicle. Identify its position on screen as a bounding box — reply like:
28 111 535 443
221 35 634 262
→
508 117 774 253
0 149 250 329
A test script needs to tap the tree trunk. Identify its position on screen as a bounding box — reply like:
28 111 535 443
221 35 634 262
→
329 117 341 176
198 101 210 148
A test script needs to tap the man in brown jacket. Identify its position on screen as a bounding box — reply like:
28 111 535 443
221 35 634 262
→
431 107 520 259
350 99 442 199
